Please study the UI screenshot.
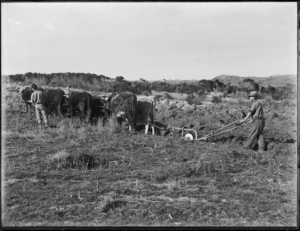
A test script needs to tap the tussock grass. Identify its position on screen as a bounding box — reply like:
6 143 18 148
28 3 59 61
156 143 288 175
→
96 195 127 214
48 149 71 162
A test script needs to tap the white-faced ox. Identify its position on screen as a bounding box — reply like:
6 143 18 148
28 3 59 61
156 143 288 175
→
115 98 155 134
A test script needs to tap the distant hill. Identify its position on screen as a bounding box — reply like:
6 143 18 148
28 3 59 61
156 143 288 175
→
150 79 199 85
213 74 297 87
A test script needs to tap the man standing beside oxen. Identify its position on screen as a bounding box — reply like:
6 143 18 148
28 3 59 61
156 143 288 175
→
28 83 49 128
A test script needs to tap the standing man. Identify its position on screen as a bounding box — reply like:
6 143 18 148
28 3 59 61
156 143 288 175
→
237 91 265 151
28 83 49 128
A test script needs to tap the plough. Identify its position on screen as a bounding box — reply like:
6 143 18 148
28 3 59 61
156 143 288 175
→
147 119 252 142
195 120 252 141
137 122 199 139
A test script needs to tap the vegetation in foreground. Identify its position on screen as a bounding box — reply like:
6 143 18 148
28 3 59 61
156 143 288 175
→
2 88 297 227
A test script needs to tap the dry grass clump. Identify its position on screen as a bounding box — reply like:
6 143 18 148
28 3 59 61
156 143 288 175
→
100 117 123 134
48 149 71 162
47 149 73 170
107 117 121 134
47 149 96 170
96 195 127 214
89 116 124 135
54 118 97 140
57 119 72 131
55 119 77 139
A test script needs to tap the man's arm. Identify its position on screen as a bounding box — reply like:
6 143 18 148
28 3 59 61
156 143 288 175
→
238 111 252 125
237 102 256 125
30 93 35 104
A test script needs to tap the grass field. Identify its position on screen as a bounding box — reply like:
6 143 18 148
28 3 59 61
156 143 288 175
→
1 86 297 227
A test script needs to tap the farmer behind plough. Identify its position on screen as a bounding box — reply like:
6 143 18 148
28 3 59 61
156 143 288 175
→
236 90 265 151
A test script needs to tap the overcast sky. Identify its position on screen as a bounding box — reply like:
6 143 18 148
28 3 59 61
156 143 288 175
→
2 2 297 81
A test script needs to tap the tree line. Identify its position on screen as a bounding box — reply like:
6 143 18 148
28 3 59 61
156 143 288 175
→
5 72 296 100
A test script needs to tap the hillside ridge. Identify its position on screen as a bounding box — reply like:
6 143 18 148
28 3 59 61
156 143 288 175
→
212 74 296 87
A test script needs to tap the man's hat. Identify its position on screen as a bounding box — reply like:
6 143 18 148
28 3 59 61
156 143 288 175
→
248 91 258 98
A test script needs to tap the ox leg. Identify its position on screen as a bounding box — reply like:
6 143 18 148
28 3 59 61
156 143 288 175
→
151 125 155 135
145 124 149 134
78 104 85 123
70 107 74 123
87 109 92 125
81 111 85 123
25 102 32 114
30 105 33 115
55 106 60 117
57 106 61 117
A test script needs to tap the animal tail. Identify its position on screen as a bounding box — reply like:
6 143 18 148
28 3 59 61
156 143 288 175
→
57 93 62 116
132 93 137 130
87 94 91 124
152 98 156 125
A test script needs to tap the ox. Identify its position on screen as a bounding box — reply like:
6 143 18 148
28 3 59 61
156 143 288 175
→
21 87 34 114
65 92 92 124
43 88 66 117
21 86 44 114
136 99 155 135
106 92 137 131
91 95 108 125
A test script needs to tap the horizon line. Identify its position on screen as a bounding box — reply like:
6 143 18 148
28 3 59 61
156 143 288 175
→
1 72 297 82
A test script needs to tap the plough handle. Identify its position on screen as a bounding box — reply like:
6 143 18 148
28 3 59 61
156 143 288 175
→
196 120 252 141
216 120 238 131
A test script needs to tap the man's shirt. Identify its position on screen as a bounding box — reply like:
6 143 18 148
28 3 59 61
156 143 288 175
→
31 90 45 105
249 100 264 119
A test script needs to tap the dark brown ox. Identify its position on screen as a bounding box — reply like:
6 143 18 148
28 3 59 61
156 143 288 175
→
43 88 66 116
21 86 44 114
65 92 92 124
91 95 108 125
106 92 137 131
136 99 155 135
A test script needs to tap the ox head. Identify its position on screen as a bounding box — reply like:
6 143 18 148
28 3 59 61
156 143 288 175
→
116 111 127 120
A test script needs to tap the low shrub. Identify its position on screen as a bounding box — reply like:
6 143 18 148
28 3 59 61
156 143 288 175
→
263 96 278 111
212 96 222 104
185 94 195 105
234 91 248 99
237 98 249 107
192 97 203 105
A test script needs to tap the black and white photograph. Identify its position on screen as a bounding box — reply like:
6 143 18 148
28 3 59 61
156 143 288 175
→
1 2 298 227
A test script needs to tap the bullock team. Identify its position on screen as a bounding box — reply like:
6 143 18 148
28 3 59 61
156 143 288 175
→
21 84 265 151
21 84 156 134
